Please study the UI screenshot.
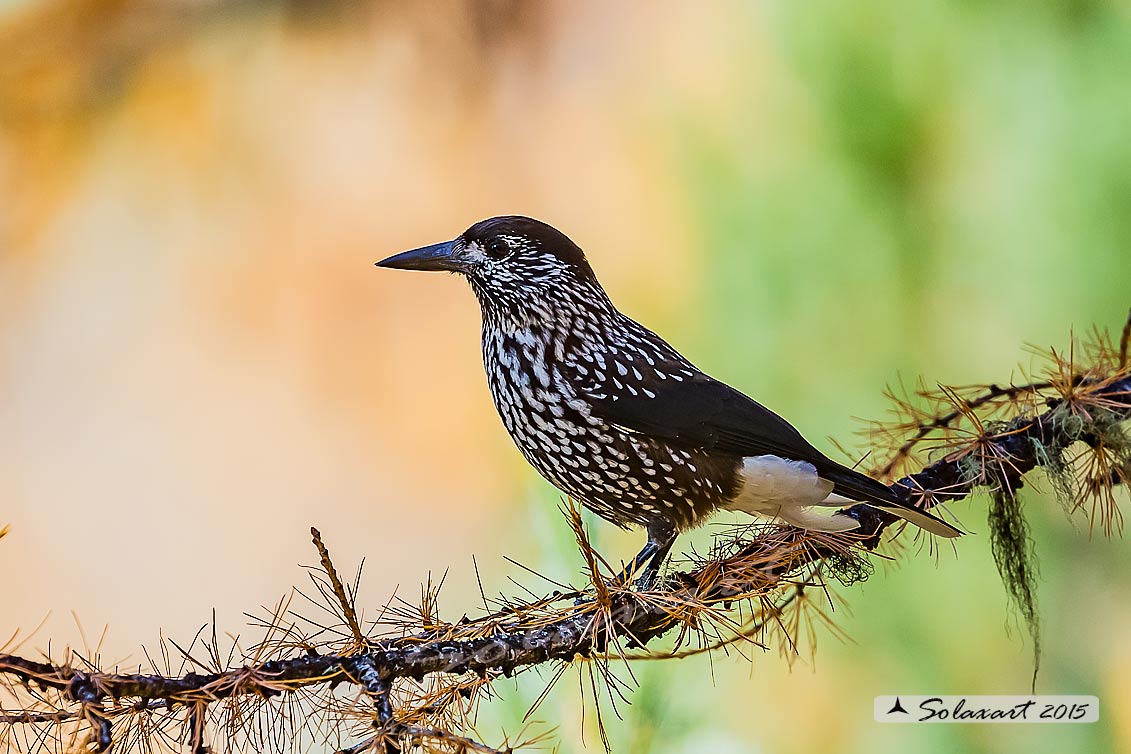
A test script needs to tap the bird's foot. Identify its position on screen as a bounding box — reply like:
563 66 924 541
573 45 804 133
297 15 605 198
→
633 564 662 591
604 557 665 591
604 561 652 591
602 526 676 592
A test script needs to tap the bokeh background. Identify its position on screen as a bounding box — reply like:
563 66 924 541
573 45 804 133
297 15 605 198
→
3 1 1131 752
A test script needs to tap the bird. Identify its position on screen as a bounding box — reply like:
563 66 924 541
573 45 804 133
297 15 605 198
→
376 216 962 585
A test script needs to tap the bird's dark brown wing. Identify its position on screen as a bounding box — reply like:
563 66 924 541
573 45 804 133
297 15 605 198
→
572 364 963 537
573 369 905 506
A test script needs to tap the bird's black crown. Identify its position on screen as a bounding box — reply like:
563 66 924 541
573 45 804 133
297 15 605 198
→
443 216 606 324
459 215 597 283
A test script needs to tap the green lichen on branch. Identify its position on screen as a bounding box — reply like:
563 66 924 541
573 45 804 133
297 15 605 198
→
987 486 1041 684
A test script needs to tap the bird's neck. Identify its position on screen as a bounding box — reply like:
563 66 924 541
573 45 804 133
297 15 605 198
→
475 278 624 360
476 279 614 332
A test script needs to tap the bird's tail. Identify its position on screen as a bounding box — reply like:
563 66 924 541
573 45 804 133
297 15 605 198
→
867 500 963 538
820 467 964 539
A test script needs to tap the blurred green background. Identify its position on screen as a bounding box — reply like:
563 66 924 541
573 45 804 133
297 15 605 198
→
2 1 1130 752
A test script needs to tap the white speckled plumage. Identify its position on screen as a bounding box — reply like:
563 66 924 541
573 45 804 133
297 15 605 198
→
377 216 962 573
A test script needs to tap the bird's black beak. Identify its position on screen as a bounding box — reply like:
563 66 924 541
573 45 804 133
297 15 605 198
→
375 240 467 273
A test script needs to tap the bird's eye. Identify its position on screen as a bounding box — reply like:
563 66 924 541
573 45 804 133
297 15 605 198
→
484 239 509 260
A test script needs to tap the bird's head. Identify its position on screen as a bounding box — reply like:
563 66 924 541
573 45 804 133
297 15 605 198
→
377 216 605 320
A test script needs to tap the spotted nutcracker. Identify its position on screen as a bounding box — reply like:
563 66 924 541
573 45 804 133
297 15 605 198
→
377 216 961 584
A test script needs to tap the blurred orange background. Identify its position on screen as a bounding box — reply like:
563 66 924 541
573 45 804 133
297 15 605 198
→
3 1 1131 752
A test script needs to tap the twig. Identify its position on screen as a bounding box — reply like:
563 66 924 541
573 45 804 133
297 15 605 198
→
874 380 1053 479
1120 307 1131 370
311 527 366 647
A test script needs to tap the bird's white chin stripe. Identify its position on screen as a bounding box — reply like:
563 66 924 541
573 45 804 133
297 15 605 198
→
722 455 860 531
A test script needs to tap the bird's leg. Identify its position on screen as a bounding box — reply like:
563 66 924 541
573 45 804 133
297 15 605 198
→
635 530 676 591
616 521 677 590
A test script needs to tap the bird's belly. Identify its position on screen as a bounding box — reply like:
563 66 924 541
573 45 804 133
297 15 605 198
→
489 385 736 529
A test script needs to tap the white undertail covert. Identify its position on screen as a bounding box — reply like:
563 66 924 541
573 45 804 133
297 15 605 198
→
722 455 861 532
